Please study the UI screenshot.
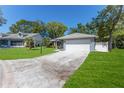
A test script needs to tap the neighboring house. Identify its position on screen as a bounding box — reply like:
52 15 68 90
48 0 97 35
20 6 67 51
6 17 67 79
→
0 32 42 48
52 33 108 52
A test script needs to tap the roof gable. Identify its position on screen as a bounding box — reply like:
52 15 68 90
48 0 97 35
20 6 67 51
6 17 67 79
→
0 33 39 40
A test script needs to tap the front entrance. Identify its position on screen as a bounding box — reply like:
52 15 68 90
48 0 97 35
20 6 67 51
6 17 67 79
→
53 40 64 50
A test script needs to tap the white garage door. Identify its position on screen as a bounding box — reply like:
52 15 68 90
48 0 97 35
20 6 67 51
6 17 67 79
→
64 39 91 51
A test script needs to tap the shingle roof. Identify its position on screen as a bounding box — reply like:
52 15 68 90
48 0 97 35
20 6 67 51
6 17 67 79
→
57 33 96 40
0 33 38 40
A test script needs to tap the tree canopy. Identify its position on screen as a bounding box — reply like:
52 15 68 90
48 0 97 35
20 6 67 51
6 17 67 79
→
0 8 6 27
9 20 67 39
46 21 67 39
69 23 86 34
95 5 123 51
69 21 98 35
9 19 45 34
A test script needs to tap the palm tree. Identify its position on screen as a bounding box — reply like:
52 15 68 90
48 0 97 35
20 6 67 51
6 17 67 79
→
25 37 34 50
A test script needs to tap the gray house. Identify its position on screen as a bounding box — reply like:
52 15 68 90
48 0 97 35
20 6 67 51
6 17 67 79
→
52 33 96 51
52 33 108 52
0 32 42 48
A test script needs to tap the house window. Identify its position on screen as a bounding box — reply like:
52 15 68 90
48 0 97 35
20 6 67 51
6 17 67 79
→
11 41 23 46
0 40 8 45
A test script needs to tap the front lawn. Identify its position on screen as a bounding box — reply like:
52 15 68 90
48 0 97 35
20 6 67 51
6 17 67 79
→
0 47 55 60
64 49 124 88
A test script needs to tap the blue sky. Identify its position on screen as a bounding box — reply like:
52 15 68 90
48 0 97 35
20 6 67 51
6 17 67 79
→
0 5 105 33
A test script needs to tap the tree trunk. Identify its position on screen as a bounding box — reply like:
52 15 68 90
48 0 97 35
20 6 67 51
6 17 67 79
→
113 38 117 48
108 31 112 52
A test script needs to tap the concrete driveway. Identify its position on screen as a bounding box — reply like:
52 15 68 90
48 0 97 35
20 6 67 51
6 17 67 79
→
0 50 89 88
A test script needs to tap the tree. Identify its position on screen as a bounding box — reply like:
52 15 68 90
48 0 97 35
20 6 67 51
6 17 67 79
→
42 37 51 47
69 23 86 34
46 21 67 39
97 21 108 41
25 37 34 50
0 8 6 47
114 13 124 32
9 19 45 34
69 27 78 34
77 23 86 33
69 21 98 35
95 5 123 51
115 34 124 49
85 23 96 34
32 20 46 33
86 18 99 35
0 8 6 26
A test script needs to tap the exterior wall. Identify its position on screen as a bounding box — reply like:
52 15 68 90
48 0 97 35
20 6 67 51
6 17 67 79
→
0 33 42 48
0 40 24 48
8 40 11 47
64 38 94 51
90 38 95 51
95 42 108 52
32 34 42 46
11 45 24 48
63 38 108 52
10 40 24 47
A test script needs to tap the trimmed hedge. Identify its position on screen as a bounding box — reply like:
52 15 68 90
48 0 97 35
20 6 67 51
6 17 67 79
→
116 35 124 49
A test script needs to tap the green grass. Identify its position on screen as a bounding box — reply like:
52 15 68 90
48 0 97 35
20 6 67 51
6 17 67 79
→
64 49 124 88
0 47 55 60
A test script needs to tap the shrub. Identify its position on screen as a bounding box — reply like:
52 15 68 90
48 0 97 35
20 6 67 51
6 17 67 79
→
116 35 124 49
96 36 109 42
42 37 51 47
25 37 34 49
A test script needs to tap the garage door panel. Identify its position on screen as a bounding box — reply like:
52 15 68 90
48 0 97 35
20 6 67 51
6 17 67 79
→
64 39 91 51
65 44 90 51
66 39 91 44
